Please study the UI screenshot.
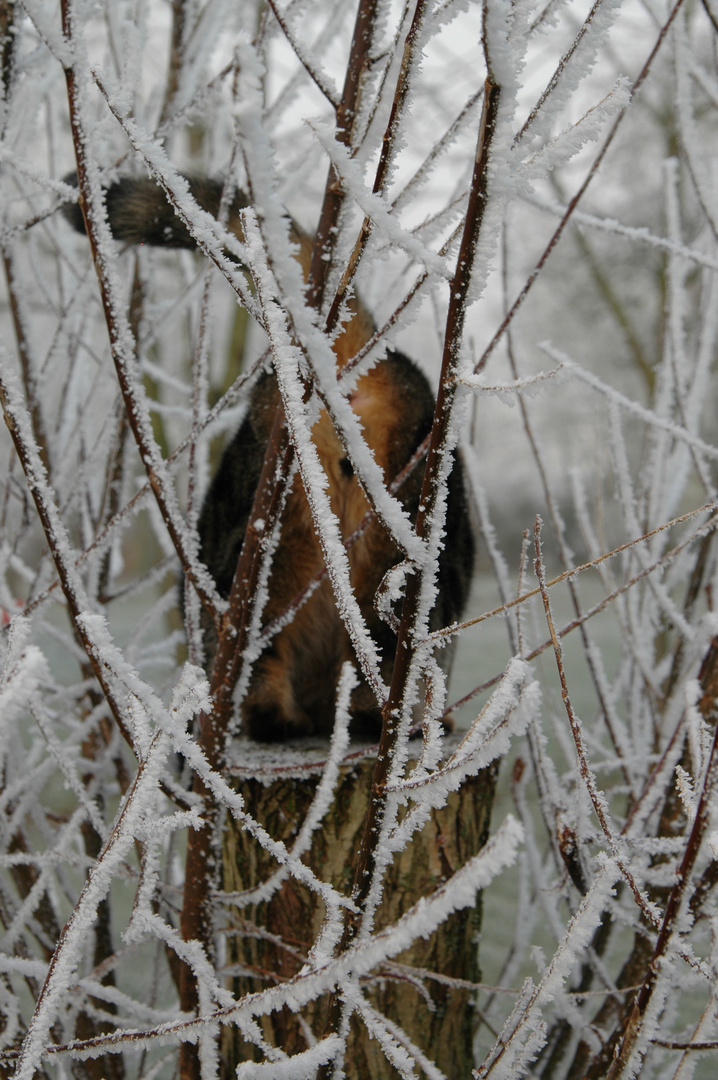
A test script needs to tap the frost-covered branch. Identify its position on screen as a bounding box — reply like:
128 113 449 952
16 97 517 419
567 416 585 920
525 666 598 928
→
3 2 718 1078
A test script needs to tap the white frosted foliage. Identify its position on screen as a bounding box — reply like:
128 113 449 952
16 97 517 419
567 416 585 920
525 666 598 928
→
1 2 718 1078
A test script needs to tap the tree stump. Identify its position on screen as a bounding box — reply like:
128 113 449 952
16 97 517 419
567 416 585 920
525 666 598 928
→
220 739 497 1077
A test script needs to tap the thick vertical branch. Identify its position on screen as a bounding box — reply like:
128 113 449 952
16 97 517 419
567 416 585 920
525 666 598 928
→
179 8 393 1068
324 0 430 335
318 77 501 1066
306 0 380 310
178 411 292 970
158 0 188 126
361 74 500 905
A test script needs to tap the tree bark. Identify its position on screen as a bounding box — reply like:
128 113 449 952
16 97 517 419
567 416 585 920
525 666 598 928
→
220 740 496 1077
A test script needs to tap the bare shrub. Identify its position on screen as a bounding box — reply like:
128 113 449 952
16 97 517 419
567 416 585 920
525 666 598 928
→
0 2 717 1078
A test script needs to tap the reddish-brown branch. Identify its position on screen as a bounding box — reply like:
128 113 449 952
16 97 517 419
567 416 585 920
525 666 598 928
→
605 638 718 1080
533 518 671 926
515 0 606 145
19 353 268 623
2 251 49 474
504 325 634 788
58 15 240 1074
324 0 430 335
376 71 501 722
65 59 254 626
306 0 380 311
266 0 338 106
316 76 502 1069
158 0 187 127
438 502 717 644
600 635 716 1075
180 6 407 1065
444 507 716 725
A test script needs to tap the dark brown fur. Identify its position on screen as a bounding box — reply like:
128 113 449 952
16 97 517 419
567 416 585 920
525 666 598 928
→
63 174 474 740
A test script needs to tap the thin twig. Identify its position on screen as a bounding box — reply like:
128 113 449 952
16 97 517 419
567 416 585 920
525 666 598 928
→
532 519 699 942
605 639 718 1080
475 0 688 376
0 362 134 751
266 0 339 106
62 18 223 623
